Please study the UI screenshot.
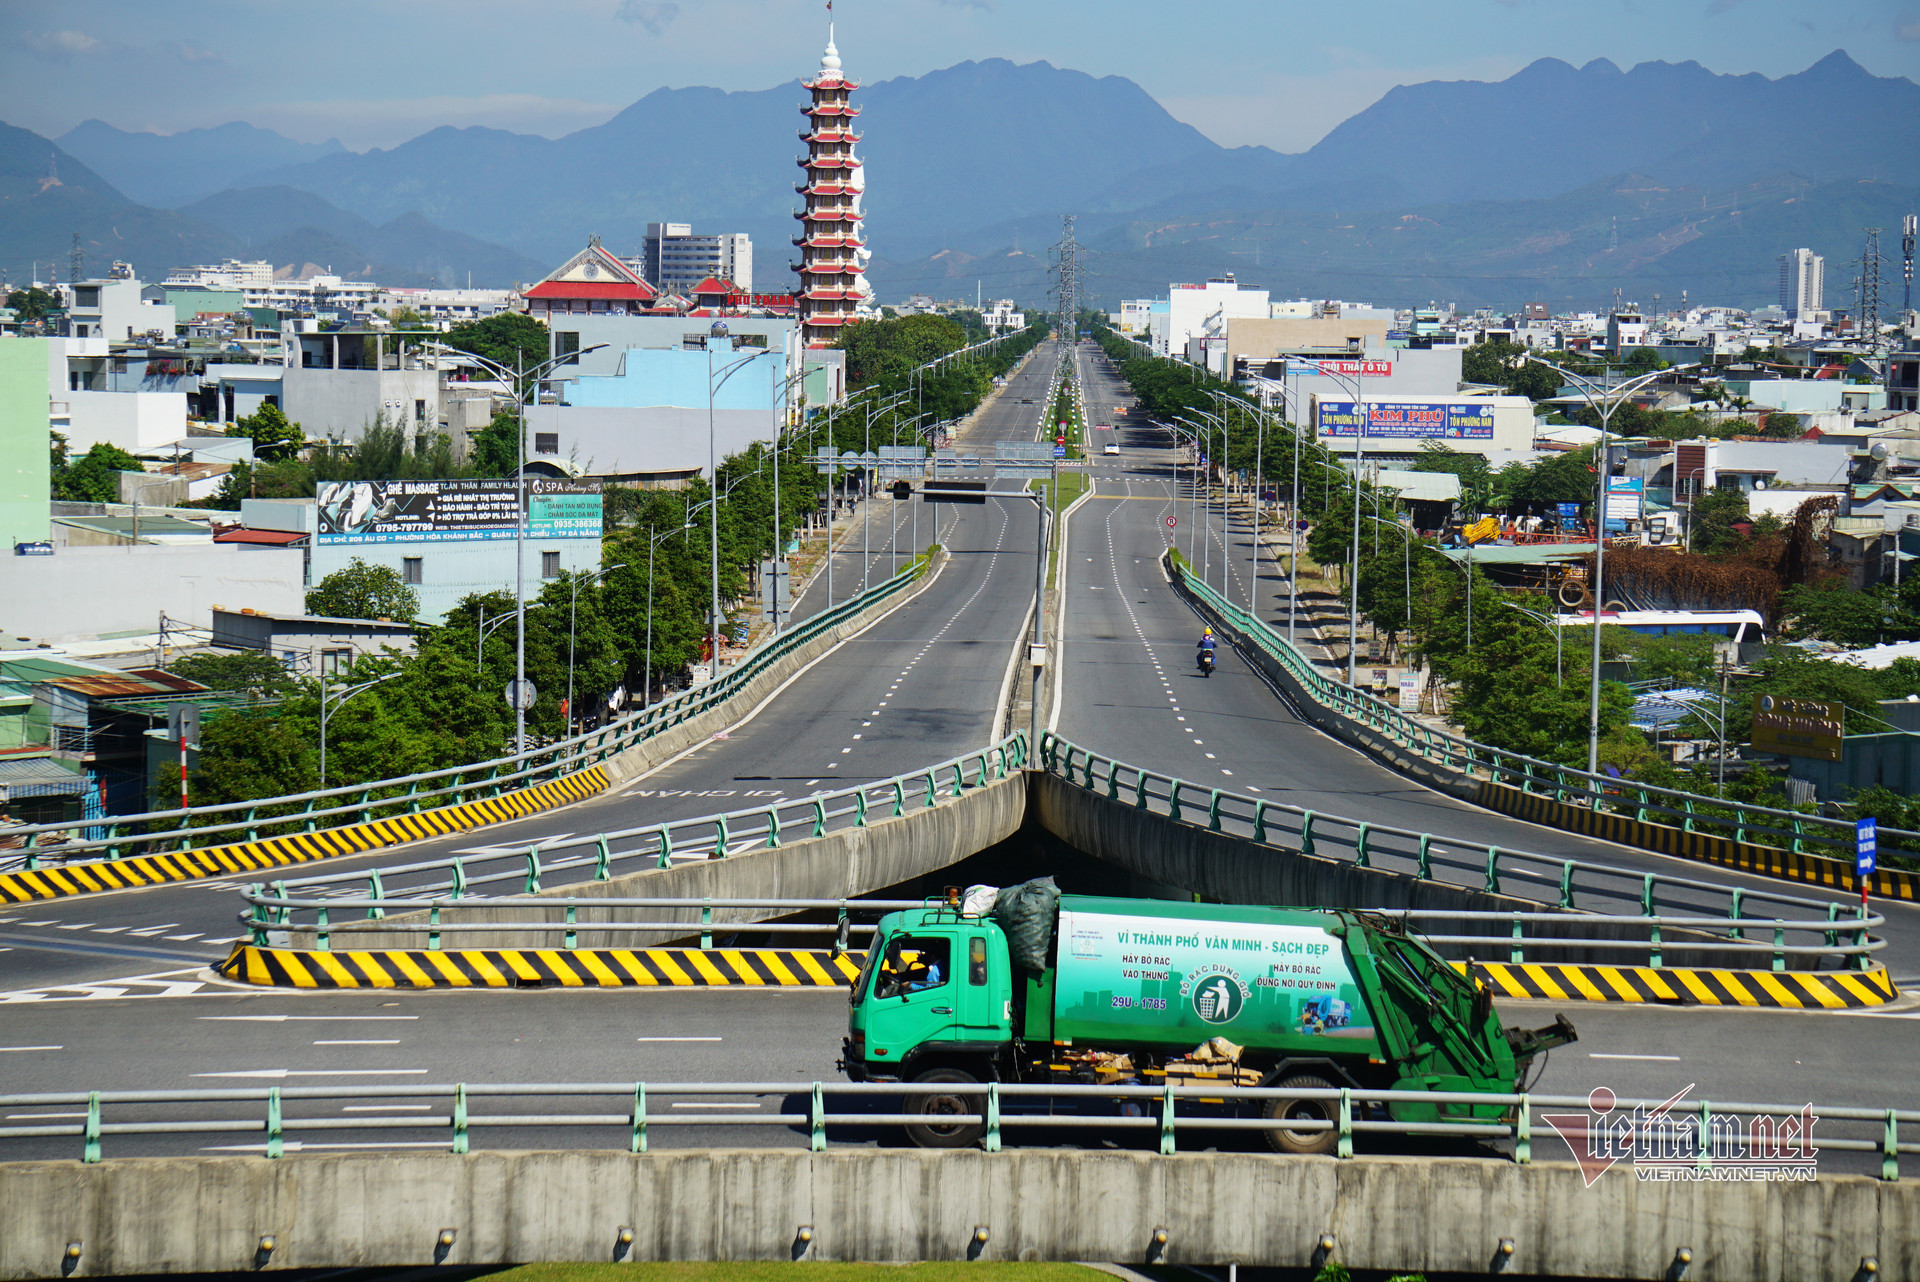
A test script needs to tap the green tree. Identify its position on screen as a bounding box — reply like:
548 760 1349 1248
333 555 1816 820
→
227 403 306 460
1623 346 1666 375
306 558 420 622
469 411 523 478
168 650 299 696
443 312 548 373
1460 337 1560 402
53 442 143 503
1778 582 1916 647
5 287 59 321
1686 487 1750 556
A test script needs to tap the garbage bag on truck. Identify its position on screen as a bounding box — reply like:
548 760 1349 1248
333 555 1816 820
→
991 876 1061 970
961 884 1000 917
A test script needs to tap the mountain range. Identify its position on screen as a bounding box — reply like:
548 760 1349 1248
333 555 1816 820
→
12 50 1919 310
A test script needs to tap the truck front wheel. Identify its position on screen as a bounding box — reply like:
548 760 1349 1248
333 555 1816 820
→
1261 1073 1340 1156
904 1068 985 1149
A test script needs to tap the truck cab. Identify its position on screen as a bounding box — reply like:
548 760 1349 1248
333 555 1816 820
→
844 905 1013 1083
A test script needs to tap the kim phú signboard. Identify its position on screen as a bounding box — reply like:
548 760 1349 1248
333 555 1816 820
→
1750 694 1844 762
317 480 602 544
1316 400 1495 440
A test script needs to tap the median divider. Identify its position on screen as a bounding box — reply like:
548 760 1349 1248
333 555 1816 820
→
0 767 611 905
1463 958 1897 1009
218 941 862 989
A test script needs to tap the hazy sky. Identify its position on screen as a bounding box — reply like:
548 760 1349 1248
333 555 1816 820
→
4 0 1917 152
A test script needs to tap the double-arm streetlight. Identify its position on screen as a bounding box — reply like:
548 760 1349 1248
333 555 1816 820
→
705 322 779 680
1524 355 1699 775
1287 360 1368 686
639 521 693 713
318 669 402 788
427 340 605 757
1506 601 1564 687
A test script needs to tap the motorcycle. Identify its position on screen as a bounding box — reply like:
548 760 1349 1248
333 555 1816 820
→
1196 647 1215 677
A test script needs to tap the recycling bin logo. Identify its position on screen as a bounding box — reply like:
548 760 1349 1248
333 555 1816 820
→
1191 974 1243 1024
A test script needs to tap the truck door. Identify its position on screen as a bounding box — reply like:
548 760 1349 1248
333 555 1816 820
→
957 932 1006 1035
865 933 959 1066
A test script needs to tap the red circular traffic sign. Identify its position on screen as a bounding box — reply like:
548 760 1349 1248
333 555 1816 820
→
1166 517 1177 528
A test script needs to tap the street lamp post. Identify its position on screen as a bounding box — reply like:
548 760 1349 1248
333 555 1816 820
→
705 322 777 683
640 522 695 713
1526 355 1699 775
426 340 604 757
318 670 402 789
1506 601 1565 687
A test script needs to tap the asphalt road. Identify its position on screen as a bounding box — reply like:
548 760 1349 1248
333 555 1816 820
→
2 986 1912 1176
3 340 1915 1151
0 348 1058 994
1055 341 1920 982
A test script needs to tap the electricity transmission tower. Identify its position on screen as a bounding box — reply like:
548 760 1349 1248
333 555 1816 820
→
1861 227 1883 348
1052 215 1080 342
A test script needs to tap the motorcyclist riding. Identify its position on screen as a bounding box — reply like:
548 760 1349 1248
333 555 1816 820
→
1196 627 1217 675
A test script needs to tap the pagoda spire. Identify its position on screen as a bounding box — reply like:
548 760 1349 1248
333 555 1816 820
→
793 0 869 347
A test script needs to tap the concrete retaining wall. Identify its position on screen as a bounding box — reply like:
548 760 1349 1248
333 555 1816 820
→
301 769 1027 951
1029 773 1754 969
2 1149 1911 1280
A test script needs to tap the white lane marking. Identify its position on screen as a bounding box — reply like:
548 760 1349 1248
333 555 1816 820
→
670 1102 760 1109
54 923 94 930
342 1105 432 1112
637 1036 723 1042
191 1069 432 1079
200 1015 419 1022
1588 1053 1682 1061
0 1045 62 1052
7 1111 87 1119
126 925 179 937
91 927 128 934
313 1040 401 1046
163 934 205 941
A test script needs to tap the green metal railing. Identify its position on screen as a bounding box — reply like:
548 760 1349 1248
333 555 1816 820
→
239 733 1029 948
1171 557 1920 871
2 560 933 872
5 1080 1916 1178
1038 733 1882 971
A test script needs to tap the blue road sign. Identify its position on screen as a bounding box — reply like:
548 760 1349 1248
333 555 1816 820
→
1053 445 1066 458
1857 817 1877 878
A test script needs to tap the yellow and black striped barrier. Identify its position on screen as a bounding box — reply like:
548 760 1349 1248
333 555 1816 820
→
1463 959 1898 1009
0 766 611 905
219 942 866 989
1475 781 1920 901
217 941 1895 1008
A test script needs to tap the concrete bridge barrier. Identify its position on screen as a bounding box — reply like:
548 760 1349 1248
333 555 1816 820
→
1 1148 1910 1281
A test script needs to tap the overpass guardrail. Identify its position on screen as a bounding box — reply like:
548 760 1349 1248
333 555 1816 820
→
1038 733 1882 977
4 1080 1915 1179
0 560 931 874
1171 558 1920 889
232 732 1029 947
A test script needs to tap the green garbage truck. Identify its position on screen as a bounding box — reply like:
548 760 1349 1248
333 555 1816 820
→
841 889 1576 1151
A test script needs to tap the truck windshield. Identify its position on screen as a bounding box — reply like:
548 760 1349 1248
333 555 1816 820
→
851 934 885 1006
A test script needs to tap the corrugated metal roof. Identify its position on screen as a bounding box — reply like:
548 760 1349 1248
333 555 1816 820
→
44 669 207 699
0 758 91 797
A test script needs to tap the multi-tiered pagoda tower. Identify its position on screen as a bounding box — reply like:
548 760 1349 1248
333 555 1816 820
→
793 25 869 348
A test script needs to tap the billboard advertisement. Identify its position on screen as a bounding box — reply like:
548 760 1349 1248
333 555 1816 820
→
1317 400 1495 439
1751 695 1843 762
1288 358 1392 378
317 480 601 544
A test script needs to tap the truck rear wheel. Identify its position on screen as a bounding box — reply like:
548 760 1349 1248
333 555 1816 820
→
1261 1074 1340 1156
904 1068 985 1149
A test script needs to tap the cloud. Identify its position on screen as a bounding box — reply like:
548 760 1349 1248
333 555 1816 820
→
1900 18 1920 41
615 1 681 35
169 40 221 65
22 30 103 61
